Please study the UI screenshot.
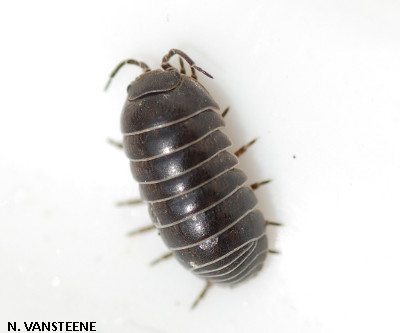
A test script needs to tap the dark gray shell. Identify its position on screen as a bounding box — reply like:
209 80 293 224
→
121 69 268 285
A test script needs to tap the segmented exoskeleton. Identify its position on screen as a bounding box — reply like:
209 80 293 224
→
107 49 277 307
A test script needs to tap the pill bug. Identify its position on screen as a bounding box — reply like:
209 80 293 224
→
106 49 278 307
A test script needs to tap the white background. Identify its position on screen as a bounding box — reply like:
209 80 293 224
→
1 1 400 332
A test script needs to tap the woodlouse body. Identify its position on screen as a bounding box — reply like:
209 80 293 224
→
119 50 269 286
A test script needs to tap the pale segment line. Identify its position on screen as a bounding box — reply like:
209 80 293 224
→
166 203 256 251
192 242 255 275
185 232 266 271
143 165 237 204
136 146 235 185
222 258 266 286
128 127 224 162
195 240 258 278
208 246 268 284
123 107 220 136
153 183 252 229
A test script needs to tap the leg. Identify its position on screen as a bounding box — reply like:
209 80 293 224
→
190 66 197 80
266 220 282 226
107 137 123 149
179 57 186 74
221 107 230 118
107 139 145 206
127 224 156 237
104 58 151 91
107 140 145 206
161 49 213 79
150 252 173 266
268 249 280 254
235 138 258 157
191 281 212 310
250 180 271 190
116 199 144 206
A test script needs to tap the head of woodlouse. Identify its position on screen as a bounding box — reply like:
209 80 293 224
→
126 70 182 102
121 68 219 136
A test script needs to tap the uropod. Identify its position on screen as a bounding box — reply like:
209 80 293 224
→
106 49 279 308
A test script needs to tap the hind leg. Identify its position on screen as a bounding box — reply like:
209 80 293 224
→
191 282 212 310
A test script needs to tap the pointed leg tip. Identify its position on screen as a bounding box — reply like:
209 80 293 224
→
126 224 156 237
149 259 159 267
193 65 213 79
268 249 280 255
265 220 282 227
104 79 112 91
149 252 173 266
191 281 212 310
250 179 272 190
116 199 143 206
221 107 230 118
107 137 123 149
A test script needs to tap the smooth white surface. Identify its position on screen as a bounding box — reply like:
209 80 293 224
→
1 1 400 332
